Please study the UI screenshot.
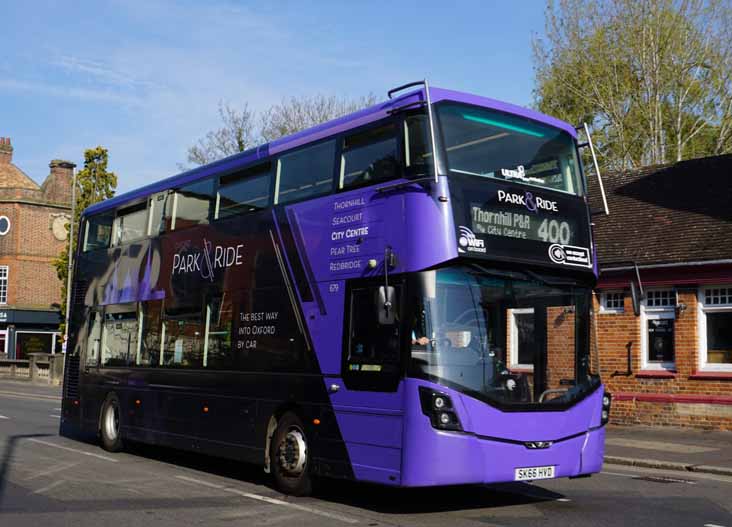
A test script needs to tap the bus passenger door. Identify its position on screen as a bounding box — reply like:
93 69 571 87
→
327 281 405 486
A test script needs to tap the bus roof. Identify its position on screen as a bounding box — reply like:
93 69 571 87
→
84 87 577 217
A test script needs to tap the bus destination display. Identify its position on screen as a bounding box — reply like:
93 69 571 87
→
470 202 579 245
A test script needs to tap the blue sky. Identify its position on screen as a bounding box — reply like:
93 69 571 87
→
0 1 547 192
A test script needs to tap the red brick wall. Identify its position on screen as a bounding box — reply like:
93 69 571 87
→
0 200 69 309
593 286 732 431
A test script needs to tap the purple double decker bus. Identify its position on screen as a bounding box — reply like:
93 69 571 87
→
61 81 611 495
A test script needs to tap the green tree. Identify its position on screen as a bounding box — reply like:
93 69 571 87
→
54 146 118 336
185 93 377 166
533 0 732 170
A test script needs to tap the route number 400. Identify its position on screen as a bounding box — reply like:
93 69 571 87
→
537 219 571 244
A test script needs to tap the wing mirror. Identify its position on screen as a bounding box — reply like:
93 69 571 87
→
376 285 396 325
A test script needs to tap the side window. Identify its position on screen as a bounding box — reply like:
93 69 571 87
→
100 303 139 367
112 202 148 245
346 284 402 376
216 163 272 219
139 300 164 366
340 125 399 189
276 140 335 205
404 114 432 173
83 212 114 252
148 192 173 235
174 178 215 229
85 310 103 367
162 305 204 368
206 294 233 369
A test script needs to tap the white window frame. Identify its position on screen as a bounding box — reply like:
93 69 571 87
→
640 289 676 371
599 290 624 314
698 286 732 372
0 215 11 236
0 265 8 305
509 308 534 370
0 329 8 355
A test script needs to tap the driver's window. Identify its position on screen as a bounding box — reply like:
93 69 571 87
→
348 285 401 367
343 283 403 391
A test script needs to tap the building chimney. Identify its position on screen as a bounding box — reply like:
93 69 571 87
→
0 137 12 164
43 159 76 205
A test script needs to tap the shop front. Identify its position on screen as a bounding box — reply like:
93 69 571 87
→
0 308 61 359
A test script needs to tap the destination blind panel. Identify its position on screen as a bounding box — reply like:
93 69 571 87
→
470 202 580 245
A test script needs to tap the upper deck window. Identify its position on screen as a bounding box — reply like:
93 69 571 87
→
148 192 173 235
340 125 398 189
84 212 114 252
275 140 335 205
437 103 582 196
216 163 272 219
174 178 215 229
112 202 148 245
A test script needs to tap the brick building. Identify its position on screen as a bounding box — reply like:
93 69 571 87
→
590 154 732 430
0 137 75 358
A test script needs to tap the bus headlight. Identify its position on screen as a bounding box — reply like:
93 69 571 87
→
601 392 612 426
418 387 463 432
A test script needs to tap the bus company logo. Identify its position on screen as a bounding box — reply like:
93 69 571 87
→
458 226 486 254
497 189 558 213
172 239 244 282
548 243 591 268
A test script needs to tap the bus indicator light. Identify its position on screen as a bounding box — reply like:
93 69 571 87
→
313 419 321 426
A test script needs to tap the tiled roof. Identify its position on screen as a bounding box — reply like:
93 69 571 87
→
0 161 40 191
588 154 732 267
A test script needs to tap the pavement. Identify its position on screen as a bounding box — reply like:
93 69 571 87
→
605 424 732 476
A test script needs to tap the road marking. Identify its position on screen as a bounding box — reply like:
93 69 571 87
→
556 498 571 502
32 479 65 495
175 475 358 524
0 414 8 419
49 414 61 419
27 438 119 463
0 390 61 400
704 524 727 527
25 461 79 481
606 437 718 454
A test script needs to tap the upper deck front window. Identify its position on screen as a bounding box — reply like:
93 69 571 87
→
437 103 583 196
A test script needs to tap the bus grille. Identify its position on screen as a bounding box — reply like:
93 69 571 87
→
64 355 80 399
72 279 88 309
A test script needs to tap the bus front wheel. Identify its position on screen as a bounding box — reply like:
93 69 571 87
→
270 412 312 496
99 393 124 452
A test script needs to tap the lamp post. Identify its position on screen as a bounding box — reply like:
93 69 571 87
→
63 167 77 353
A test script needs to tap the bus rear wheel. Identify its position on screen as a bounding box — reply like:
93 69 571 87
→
99 393 124 452
270 412 312 496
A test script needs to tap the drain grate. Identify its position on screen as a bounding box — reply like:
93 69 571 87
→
633 475 696 485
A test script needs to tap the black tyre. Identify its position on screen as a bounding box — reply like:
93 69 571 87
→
270 412 312 496
99 393 124 452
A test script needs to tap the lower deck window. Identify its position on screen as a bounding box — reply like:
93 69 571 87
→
101 304 139 367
